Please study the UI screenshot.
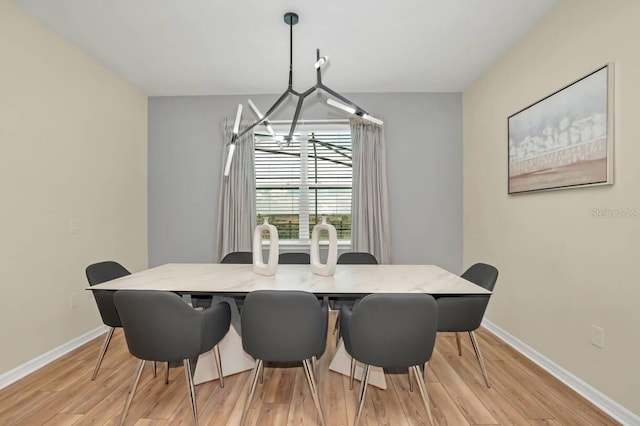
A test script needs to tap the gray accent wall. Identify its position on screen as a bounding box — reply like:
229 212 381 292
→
149 92 462 272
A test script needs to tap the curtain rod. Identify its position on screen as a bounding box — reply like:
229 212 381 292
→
268 119 349 125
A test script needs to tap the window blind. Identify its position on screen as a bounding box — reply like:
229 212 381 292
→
255 129 352 240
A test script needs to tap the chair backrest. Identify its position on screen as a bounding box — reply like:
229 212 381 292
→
242 290 326 362
278 252 310 264
337 252 378 265
114 290 230 362
436 263 499 332
347 294 438 368
86 260 131 284
86 261 131 327
221 251 253 264
461 263 498 291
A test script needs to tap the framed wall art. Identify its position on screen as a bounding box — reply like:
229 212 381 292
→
508 63 614 194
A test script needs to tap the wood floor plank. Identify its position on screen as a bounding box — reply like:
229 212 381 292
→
445 352 530 426
366 373 407 425
499 346 619 426
133 419 170 426
323 370 349 425
340 371 358 426
387 372 424 426
485 358 555 421
137 365 189 419
429 382 471 426
205 371 249 426
80 369 153 425
285 367 312 425
0 358 85 414
429 350 498 424
492 350 617 426
8 365 101 425
41 413 84 426
528 420 565 426
0 390 58 425
257 367 294 425
117 364 180 425
0 320 619 426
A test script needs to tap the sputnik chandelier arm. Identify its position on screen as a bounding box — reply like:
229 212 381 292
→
224 12 383 176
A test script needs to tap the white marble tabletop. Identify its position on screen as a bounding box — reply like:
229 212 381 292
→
87 263 491 296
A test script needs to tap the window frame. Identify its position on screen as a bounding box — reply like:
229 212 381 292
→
254 122 352 246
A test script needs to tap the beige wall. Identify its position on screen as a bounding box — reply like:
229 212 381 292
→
464 0 640 416
0 0 148 374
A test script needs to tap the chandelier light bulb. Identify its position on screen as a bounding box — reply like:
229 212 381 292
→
265 123 276 137
223 143 236 177
232 104 243 135
362 114 384 126
327 98 356 115
248 99 276 137
274 135 284 149
247 99 264 119
314 56 329 69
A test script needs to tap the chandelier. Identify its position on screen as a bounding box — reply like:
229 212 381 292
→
223 12 383 176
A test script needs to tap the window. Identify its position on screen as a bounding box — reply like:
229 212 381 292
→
255 123 352 241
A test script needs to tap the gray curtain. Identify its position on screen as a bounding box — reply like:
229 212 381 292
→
350 117 392 264
216 119 256 262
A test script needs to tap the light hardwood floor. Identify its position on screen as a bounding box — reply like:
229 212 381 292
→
0 313 619 425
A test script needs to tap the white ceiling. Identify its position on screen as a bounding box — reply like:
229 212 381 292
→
10 0 559 96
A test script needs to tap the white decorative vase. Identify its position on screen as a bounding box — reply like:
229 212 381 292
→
253 218 279 276
310 216 338 276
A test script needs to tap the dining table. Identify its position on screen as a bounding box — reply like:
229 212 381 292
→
88 262 491 389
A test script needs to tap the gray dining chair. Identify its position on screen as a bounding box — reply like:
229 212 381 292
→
85 261 131 380
221 251 253 263
240 290 328 426
278 252 311 264
331 252 378 338
114 290 231 426
340 293 438 425
191 251 253 309
436 262 498 388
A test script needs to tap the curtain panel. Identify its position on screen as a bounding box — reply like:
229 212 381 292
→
216 119 256 262
350 118 392 264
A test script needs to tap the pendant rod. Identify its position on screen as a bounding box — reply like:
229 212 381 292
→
289 19 293 88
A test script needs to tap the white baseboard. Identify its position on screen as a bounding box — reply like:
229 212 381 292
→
482 319 639 425
0 325 108 390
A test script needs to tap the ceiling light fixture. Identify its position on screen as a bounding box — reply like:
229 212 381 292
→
223 12 383 176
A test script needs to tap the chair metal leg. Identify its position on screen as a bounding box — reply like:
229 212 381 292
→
412 365 435 425
303 359 326 426
183 359 199 426
312 355 318 380
91 326 115 380
408 368 413 392
260 363 264 384
152 361 157 378
333 311 340 335
354 364 370 426
165 362 170 384
349 357 356 390
120 359 145 426
469 331 491 388
456 332 462 356
240 360 263 426
213 345 224 388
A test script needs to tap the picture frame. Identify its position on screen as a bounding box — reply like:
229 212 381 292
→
508 63 614 194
